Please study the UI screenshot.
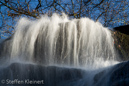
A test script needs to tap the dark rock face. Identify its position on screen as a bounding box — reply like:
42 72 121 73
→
94 61 129 86
0 63 85 86
0 38 12 62
114 25 129 35
113 30 129 61
0 61 129 86
112 25 129 61
109 61 129 86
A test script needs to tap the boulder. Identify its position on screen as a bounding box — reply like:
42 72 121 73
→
0 63 85 86
113 29 129 61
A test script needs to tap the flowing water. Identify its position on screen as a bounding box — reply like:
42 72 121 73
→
0 13 119 86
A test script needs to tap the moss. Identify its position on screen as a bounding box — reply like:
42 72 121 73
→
113 31 129 61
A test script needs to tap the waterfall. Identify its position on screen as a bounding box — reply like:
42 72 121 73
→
0 13 121 86
0 13 117 68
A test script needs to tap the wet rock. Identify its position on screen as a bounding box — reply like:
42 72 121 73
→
0 63 85 86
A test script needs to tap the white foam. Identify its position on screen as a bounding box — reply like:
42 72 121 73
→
2 13 118 69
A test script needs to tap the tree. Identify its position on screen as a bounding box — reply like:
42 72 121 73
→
0 0 129 38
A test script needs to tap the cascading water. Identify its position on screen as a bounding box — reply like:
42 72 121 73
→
3 14 116 67
0 13 120 86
